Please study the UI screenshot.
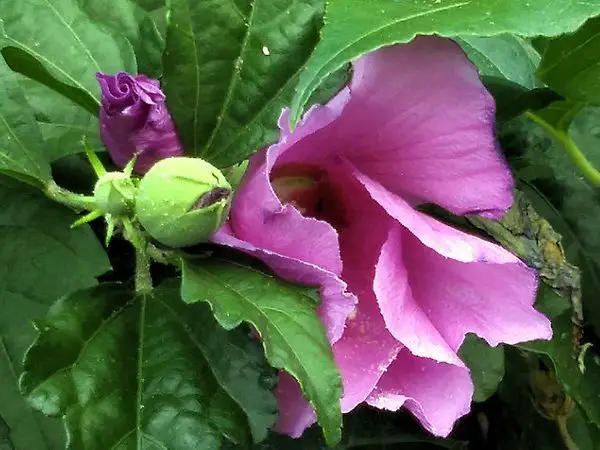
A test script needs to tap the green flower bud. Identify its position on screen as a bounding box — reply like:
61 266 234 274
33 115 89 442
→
135 157 232 248
93 172 137 217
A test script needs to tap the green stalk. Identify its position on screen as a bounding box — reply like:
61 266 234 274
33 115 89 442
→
45 180 97 211
526 111 600 187
124 220 154 295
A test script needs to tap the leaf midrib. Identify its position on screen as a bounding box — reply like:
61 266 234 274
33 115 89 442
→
5 36 100 106
26 300 133 402
539 29 600 76
155 295 250 422
300 1 470 109
189 264 337 429
201 1 256 156
42 0 103 73
0 111 45 180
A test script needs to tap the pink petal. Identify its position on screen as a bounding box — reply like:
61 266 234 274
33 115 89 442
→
334 192 402 414
402 229 552 350
274 372 317 437
334 290 402 412
367 349 473 437
351 164 519 264
352 167 552 351
255 37 511 217
212 224 356 345
374 225 463 366
273 192 402 437
228 90 350 275
341 36 512 217
273 293 401 438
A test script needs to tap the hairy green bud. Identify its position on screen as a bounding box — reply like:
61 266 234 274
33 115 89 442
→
93 172 137 217
135 157 232 248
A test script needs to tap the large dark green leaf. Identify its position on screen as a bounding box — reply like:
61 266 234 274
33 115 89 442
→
0 0 136 108
538 15 600 105
0 176 110 449
0 58 50 185
181 258 343 445
0 340 64 450
75 0 165 77
1 46 99 117
290 0 600 124
454 34 561 123
458 34 541 88
18 77 101 162
162 0 324 167
20 282 277 449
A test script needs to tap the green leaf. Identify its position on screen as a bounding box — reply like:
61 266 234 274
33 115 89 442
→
458 34 541 88
74 0 165 77
181 258 343 445
1 47 99 117
0 58 50 185
0 176 110 449
519 297 600 429
501 107 600 333
290 0 600 125
500 347 597 450
538 15 600 105
0 339 65 450
162 0 324 168
531 100 582 132
483 77 562 124
455 34 562 123
459 335 505 403
0 0 136 108
18 76 101 162
20 282 277 449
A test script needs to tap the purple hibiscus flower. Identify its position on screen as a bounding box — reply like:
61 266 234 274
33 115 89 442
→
212 37 552 437
97 72 183 173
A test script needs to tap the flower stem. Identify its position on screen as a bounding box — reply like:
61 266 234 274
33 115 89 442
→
526 111 600 187
45 180 97 211
557 416 580 450
123 220 154 296
135 244 153 296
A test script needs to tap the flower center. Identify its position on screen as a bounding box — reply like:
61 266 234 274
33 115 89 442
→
271 164 346 228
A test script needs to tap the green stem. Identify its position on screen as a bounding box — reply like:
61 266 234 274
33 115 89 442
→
557 416 580 450
147 245 183 269
123 220 153 295
45 180 97 211
135 244 153 296
526 111 600 187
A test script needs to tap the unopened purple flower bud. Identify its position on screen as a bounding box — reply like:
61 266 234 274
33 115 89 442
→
96 72 184 173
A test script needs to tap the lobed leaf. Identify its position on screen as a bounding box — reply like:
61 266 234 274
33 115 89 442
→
20 282 277 449
0 177 110 449
290 0 600 125
181 257 343 445
161 0 324 167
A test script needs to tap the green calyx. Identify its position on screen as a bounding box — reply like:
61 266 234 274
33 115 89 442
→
135 157 232 248
93 172 137 217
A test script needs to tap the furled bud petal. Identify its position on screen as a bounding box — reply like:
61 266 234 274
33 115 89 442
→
135 157 232 248
97 72 184 173
93 172 137 217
